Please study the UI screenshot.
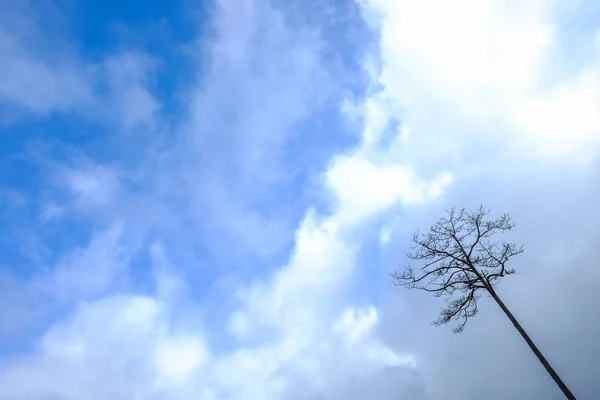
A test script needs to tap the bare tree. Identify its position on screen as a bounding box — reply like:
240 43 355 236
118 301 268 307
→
392 206 577 400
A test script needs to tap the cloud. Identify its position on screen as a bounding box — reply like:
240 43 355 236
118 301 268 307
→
0 0 439 397
326 154 453 225
2 0 600 399
100 52 160 131
359 0 600 163
172 0 334 260
0 295 210 400
59 165 120 209
48 222 141 300
354 0 600 398
0 0 158 130
0 1 93 117
407 167 600 400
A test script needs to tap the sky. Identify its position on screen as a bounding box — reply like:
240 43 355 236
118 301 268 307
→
0 0 599 399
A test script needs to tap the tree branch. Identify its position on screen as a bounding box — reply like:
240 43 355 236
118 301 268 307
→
392 206 523 333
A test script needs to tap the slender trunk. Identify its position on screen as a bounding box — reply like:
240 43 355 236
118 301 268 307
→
487 288 577 400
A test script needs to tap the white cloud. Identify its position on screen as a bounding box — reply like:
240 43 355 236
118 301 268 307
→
4 0 600 399
102 52 159 131
61 165 120 208
154 335 208 382
227 211 353 341
351 1 600 398
0 295 208 400
0 0 427 398
0 0 94 116
0 1 158 129
169 0 332 260
49 222 140 299
379 226 392 244
333 306 378 343
359 0 600 162
219 68 452 393
510 67 600 156
326 154 453 225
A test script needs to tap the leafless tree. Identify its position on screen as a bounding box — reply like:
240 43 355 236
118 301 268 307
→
392 206 577 400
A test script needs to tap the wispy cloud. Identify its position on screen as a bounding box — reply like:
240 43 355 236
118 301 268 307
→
0 0 158 130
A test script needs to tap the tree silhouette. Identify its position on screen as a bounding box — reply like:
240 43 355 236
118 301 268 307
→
392 206 577 400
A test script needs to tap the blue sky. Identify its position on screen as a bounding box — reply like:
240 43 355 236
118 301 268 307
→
1 0 600 399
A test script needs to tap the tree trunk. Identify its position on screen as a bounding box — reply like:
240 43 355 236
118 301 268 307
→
487 288 577 400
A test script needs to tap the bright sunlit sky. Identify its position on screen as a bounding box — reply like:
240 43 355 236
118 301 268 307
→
1 0 600 399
